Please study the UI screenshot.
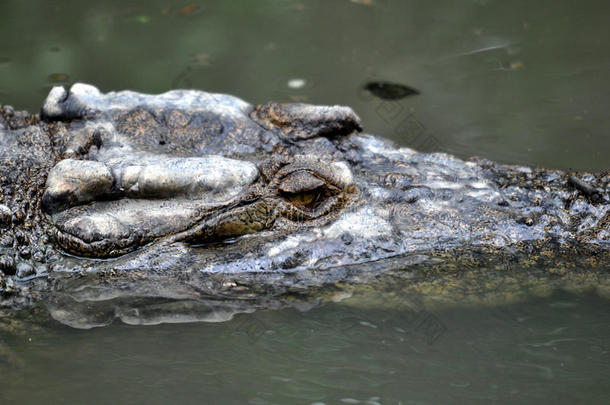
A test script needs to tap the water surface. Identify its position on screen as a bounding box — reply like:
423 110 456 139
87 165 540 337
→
0 1 609 404
0 0 608 170
2 288 609 404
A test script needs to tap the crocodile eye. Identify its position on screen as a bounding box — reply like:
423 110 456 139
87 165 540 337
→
278 170 331 211
284 189 322 210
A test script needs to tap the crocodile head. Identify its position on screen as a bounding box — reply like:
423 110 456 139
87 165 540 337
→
1 83 607 327
34 84 361 265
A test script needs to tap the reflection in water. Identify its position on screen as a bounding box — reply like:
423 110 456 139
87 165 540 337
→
2 288 609 404
40 253 609 334
46 295 255 328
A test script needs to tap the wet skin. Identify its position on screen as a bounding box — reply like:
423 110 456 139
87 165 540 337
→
0 84 608 326
43 153 354 258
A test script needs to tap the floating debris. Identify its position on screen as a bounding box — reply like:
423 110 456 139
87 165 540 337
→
49 46 61 52
287 78 307 89
509 61 524 70
48 73 70 83
351 0 374 5
0 57 10 65
177 4 199 16
494 60 526 71
364 81 420 100
192 53 210 66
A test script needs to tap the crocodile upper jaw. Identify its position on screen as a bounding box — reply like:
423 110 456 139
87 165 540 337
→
42 150 260 257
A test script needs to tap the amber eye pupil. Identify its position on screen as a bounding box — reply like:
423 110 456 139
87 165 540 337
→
290 190 316 207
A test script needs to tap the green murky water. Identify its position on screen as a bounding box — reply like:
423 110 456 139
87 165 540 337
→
1 0 609 403
2 288 609 405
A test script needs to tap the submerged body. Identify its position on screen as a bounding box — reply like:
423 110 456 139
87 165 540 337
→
0 84 608 327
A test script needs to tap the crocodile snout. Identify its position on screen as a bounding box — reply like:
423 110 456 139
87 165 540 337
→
42 152 259 257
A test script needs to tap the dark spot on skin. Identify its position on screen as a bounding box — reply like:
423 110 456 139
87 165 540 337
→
14 230 28 245
12 210 25 224
0 255 16 275
341 233 353 245
517 216 535 226
364 81 420 100
278 250 307 269
19 246 31 259
402 188 427 203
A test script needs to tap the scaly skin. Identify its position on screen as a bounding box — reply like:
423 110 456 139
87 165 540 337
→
0 83 608 328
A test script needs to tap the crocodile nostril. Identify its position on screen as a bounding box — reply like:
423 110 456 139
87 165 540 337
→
42 159 113 214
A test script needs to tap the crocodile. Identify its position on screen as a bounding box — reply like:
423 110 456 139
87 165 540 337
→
0 83 608 328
